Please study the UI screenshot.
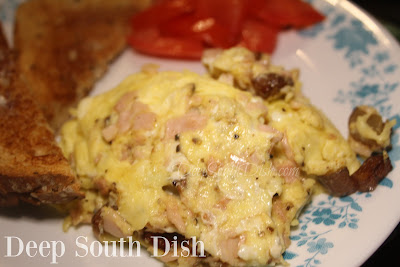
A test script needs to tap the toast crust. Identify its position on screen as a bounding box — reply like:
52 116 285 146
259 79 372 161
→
14 0 151 130
0 23 83 206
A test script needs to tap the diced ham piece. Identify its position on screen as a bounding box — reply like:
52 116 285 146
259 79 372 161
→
248 152 263 165
219 236 243 265
258 124 283 148
92 206 133 239
166 200 186 233
132 112 157 130
281 132 296 165
165 111 207 139
246 100 268 113
114 92 138 113
207 156 223 175
272 199 287 222
214 198 230 210
112 92 157 135
102 124 118 142
117 100 155 134
117 110 134 133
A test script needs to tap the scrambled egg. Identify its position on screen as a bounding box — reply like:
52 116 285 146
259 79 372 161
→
203 47 360 176
60 47 361 266
60 70 316 266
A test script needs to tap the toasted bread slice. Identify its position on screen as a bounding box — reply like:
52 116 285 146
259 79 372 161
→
14 0 151 130
0 23 83 206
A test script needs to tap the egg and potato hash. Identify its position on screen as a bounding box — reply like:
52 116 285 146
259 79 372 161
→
59 47 394 266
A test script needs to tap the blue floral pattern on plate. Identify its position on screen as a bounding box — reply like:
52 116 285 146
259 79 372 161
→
291 0 400 266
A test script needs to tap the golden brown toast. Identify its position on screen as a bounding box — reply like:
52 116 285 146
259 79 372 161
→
14 0 152 130
0 23 83 206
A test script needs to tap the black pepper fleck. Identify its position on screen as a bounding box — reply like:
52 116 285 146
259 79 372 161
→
190 83 196 94
192 138 201 145
175 134 180 141
176 145 181 153
234 134 240 139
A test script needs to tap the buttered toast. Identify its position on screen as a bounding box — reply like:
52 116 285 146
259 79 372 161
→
14 0 152 130
0 24 83 206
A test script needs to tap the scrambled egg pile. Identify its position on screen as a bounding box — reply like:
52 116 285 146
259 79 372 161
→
60 48 361 266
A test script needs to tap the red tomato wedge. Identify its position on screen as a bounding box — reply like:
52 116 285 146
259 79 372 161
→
195 0 248 40
159 15 234 48
128 0 325 59
131 0 194 28
252 0 325 29
128 27 204 59
240 19 279 54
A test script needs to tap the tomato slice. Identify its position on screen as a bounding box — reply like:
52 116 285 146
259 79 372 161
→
239 19 279 54
159 14 233 48
195 0 248 43
130 0 203 59
128 0 324 58
128 26 204 59
131 0 195 29
252 0 325 29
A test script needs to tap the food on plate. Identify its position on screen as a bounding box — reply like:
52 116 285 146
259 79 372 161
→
0 24 83 207
59 46 394 266
60 69 315 266
348 105 396 158
14 0 152 130
202 47 394 197
128 0 324 59
318 152 393 196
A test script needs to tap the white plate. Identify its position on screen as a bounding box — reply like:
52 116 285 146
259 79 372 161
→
1 0 400 266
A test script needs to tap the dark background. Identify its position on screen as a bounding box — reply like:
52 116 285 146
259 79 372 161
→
352 0 400 266
353 0 400 41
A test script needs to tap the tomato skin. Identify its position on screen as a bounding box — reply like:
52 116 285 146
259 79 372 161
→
130 0 204 59
128 0 325 59
131 0 195 29
196 0 248 41
128 26 204 59
252 0 325 29
240 19 279 54
159 15 234 48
